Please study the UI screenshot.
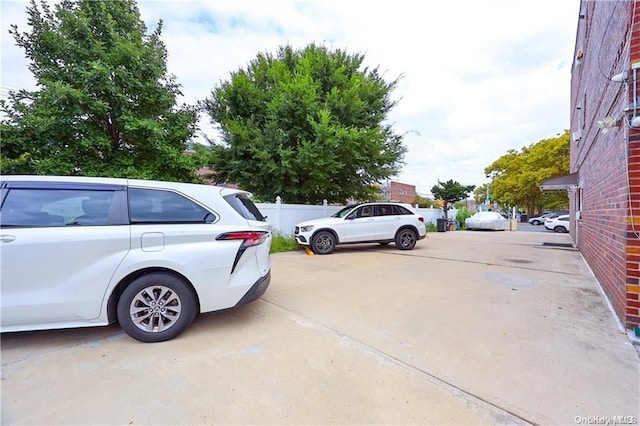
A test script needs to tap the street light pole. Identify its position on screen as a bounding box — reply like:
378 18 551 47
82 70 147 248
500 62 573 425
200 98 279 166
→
484 174 492 212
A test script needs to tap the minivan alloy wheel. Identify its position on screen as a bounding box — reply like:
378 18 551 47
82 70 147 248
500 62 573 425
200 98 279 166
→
117 272 197 342
129 285 182 333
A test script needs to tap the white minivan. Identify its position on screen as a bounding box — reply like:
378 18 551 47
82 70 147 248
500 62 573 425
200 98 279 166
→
0 176 272 342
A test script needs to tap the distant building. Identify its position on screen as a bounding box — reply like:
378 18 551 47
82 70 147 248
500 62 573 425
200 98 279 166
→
386 181 416 204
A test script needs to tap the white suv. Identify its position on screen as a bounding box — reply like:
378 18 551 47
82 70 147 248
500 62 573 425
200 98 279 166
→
0 176 272 342
294 202 426 254
544 214 570 233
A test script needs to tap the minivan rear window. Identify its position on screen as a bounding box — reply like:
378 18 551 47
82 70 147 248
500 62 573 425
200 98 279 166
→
224 194 266 221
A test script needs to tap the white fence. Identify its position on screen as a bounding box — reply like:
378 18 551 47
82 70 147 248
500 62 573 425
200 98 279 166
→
255 197 457 236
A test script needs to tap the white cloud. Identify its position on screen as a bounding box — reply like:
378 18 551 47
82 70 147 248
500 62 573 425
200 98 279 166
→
1 0 579 196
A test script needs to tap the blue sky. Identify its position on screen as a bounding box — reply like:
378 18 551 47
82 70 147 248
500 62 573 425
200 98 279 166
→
1 0 579 197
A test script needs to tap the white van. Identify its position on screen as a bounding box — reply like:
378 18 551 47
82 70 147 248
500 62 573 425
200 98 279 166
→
0 176 272 342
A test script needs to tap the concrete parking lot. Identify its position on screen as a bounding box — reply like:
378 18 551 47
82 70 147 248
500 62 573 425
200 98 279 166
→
2 230 639 425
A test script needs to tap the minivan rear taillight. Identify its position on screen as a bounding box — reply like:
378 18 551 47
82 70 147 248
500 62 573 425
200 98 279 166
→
216 231 269 247
217 231 270 273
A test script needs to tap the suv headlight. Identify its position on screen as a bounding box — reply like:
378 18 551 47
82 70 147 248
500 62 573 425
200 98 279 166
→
300 225 314 232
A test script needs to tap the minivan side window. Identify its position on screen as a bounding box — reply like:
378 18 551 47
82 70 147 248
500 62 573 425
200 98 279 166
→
223 193 266 221
0 188 118 227
129 188 215 224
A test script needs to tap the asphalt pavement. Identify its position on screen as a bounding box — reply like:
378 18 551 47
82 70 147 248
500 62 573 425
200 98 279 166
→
1 229 638 425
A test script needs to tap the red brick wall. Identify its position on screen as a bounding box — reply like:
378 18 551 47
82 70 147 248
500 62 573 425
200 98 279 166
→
389 181 416 204
625 1 640 327
571 0 638 328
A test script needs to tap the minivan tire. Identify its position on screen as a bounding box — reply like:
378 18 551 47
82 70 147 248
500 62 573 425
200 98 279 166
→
117 272 197 343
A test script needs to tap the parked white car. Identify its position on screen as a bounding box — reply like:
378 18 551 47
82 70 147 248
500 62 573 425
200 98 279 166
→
294 202 426 254
528 213 556 225
545 214 570 233
0 175 272 342
465 211 509 231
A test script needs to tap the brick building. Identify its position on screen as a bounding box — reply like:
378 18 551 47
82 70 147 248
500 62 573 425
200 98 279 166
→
387 181 416 204
563 0 640 331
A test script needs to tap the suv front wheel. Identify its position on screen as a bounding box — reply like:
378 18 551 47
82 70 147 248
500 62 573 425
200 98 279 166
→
395 228 418 250
117 272 197 343
311 231 336 255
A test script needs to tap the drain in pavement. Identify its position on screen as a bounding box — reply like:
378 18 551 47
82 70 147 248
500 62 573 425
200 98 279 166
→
502 257 534 264
542 242 575 248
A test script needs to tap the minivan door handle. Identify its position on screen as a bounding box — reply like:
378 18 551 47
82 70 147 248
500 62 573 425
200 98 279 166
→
0 235 16 243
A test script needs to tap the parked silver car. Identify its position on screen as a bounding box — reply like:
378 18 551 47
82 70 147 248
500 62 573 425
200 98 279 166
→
465 211 509 231
0 176 272 342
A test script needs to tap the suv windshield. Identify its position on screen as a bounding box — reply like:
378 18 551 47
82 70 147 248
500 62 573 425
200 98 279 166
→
331 205 359 218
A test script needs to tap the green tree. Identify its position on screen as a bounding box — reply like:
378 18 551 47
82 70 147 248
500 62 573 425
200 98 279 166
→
431 179 475 220
201 43 407 204
484 131 570 216
455 205 473 229
414 194 433 208
1 0 199 180
473 183 489 205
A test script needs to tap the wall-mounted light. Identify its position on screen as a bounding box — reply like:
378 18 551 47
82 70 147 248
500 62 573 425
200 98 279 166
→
612 71 628 83
597 116 621 129
597 116 622 134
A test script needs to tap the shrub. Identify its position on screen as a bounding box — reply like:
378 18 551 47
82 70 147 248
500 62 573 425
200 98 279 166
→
456 206 473 230
426 222 437 232
270 233 301 253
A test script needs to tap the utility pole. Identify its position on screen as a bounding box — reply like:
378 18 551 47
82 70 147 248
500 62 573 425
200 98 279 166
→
386 178 390 201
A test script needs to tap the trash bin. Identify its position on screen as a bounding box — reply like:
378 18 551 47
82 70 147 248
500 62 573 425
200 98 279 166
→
520 214 528 223
437 218 446 232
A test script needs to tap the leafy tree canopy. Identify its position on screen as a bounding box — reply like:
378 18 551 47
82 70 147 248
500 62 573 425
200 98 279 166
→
484 131 570 216
431 179 475 220
201 43 407 204
1 0 200 181
414 194 433 208
473 183 489 204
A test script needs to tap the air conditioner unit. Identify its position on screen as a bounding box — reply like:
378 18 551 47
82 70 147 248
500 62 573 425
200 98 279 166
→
572 130 582 143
